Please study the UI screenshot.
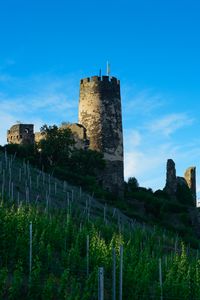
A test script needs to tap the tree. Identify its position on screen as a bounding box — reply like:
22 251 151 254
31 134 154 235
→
176 183 194 206
38 125 74 168
127 177 139 192
69 149 105 177
5 143 37 165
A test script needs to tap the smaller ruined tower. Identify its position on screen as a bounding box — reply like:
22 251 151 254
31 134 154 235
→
184 166 196 202
7 124 34 145
164 159 177 197
78 75 124 195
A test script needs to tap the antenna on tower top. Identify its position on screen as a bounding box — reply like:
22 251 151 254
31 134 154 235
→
106 61 110 76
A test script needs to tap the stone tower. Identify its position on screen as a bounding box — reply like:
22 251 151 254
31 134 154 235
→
78 75 124 195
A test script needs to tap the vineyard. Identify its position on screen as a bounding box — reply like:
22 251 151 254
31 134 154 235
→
1 199 200 299
0 151 200 299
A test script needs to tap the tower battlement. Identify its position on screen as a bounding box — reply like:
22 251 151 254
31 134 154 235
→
80 76 120 85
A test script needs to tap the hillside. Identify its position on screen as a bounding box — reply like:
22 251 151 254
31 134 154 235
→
0 150 200 299
1 196 200 299
123 183 200 248
0 149 143 229
0 146 199 248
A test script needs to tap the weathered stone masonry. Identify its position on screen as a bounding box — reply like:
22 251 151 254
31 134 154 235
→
78 76 124 195
7 124 34 145
184 167 196 201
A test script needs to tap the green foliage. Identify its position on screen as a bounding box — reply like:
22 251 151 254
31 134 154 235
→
0 268 8 299
122 176 197 244
38 124 74 168
69 149 105 176
42 274 58 300
154 189 170 199
28 256 42 299
125 177 139 195
0 148 199 298
0 200 199 299
8 260 23 300
176 183 194 206
4 124 107 197
38 126 106 194
54 166 102 194
5 144 38 165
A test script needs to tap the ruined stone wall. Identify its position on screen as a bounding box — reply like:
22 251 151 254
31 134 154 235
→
164 159 177 197
34 132 46 144
35 123 89 150
7 124 34 145
164 159 197 204
184 167 196 201
61 123 89 150
78 75 124 195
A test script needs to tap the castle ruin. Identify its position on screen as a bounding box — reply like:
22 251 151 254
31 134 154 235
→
7 74 124 196
61 123 89 150
164 159 196 203
7 124 34 145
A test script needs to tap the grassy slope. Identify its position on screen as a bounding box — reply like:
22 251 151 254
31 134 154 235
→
0 148 199 245
0 150 200 298
0 201 200 300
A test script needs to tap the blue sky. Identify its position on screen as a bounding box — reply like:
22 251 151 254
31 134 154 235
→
0 0 200 195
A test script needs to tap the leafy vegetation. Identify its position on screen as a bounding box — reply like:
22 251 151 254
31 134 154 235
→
2 125 199 248
123 177 198 247
38 124 75 167
0 200 200 299
0 127 200 298
176 182 194 205
3 125 106 195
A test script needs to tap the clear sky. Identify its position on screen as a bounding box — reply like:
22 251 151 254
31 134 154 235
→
0 0 200 195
